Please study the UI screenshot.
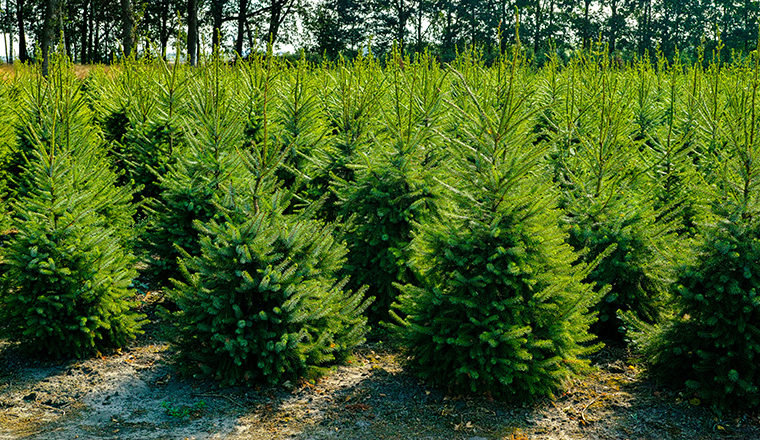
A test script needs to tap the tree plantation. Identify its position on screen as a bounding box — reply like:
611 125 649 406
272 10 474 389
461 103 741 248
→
0 43 759 411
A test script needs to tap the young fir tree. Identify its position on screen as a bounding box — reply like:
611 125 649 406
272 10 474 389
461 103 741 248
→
169 53 371 385
624 46 760 411
11 54 137 239
104 57 189 211
238 52 276 147
0 77 17 199
85 56 160 145
335 52 443 325
170 191 371 385
0 58 144 358
630 53 667 149
394 50 603 402
273 53 327 196
551 50 674 343
640 52 704 238
692 42 727 181
304 53 384 222
139 55 245 286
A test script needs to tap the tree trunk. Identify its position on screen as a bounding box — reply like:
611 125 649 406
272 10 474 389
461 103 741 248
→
94 8 100 62
644 0 652 55
42 0 59 76
188 0 198 65
245 20 254 50
548 0 555 40
80 0 89 63
397 0 406 46
3 29 8 64
16 0 29 62
416 0 423 53
88 0 94 62
62 12 70 59
582 0 591 49
743 0 751 52
120 0 135 56
103 23 113 60
443 8 452 54
470 8 475 47
236 0 248 57
267 0 285 47
160 6 169 59
636 0 651 55
3 0 12 62
609 0 617 52
533 0 542 55
266 0 297 48
211 0 224 51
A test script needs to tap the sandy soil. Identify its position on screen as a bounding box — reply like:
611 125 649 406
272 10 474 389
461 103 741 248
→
1 297 759 440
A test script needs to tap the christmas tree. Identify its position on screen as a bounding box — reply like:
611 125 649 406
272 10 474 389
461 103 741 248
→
395 51 603 401
0 57 144 357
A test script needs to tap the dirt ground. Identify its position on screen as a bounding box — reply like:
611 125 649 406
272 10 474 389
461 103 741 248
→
1 295 759 440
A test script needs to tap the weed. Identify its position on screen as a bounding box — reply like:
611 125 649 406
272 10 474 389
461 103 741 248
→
161 400 207 419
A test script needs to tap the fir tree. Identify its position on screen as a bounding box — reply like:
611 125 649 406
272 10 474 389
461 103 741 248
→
625 218 760 410
0 146 144 357
305 54 384 222
110 57 189 211
169 54 371 384
551 51 674 343
394 53 603 401
0 58 144 358
624 46 760 411
139 55 245 286
273 53 327 196
336 52 443 325
640 54 703 238
170 192 371 385
10 55 136 239
239 52 279 154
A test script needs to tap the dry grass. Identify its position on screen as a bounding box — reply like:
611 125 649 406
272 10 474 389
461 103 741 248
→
0 63 16 81
72 64 117 79
0 63 116 82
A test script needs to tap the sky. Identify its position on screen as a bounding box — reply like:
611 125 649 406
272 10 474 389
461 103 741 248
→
0 33 18 62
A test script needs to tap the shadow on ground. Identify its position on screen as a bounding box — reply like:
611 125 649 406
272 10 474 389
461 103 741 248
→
1 311 759 440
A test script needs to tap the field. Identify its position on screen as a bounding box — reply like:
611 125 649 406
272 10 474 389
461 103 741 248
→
1 45 760 438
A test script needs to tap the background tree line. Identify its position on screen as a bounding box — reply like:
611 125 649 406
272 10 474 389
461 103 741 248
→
1 0 758 67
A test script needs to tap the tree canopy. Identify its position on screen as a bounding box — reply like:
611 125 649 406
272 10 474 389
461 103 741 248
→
0 1 757 66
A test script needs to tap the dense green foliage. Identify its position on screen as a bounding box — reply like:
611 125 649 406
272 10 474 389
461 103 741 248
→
88 59 189 211
2 42 760 407
138 59 246 286
171 194 371 385
9 61 137 239
541 53 675 342
393 54 604 401
167 56 372 384
625 219 760 410
623 48 760 411
302 54 385 222
0 60 144 358
336 54 443 324
0 146 145 357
